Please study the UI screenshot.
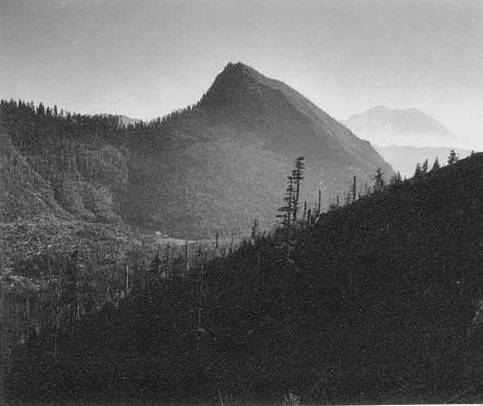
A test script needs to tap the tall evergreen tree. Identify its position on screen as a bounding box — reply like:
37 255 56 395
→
421 158 429 174
292 157 305 221
432 157 440 171
373 167 385 192
146 250 162 298
250 219 260 242
448 149 458 165
36 102 45 115
390 171 403 185
414 162 424 179
277 175 296 227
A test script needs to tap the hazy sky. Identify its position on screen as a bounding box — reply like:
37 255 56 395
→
1 0 483 147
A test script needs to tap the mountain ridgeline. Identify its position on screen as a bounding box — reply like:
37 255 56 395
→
10 152 483 403
1 62 393 239
344 105 457 147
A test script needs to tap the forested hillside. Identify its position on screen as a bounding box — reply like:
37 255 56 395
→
0 99 130 223
9 152 483 404
124 62 393 237
1 62 393 241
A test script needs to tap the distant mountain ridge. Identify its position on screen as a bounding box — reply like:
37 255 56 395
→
1 62 393 239
344 105 457 147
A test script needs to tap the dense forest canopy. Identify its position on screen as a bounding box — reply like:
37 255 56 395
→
5 151 483 404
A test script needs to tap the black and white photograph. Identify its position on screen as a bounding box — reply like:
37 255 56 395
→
1 0 483 404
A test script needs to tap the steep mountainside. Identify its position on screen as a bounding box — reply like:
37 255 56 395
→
344 105 457 147
1 63 393 240
0 101 135 268
0 132 70 222
123 63 393 237
0 102 130 224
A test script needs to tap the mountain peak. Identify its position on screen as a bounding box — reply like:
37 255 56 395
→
199 62 264 109
344 105 455 147
214 61 262 84
221 61 255 75
360 105 426 117
366 105 391 113
197 63 394 160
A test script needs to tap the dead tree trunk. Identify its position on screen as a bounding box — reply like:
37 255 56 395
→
184 241 189 276
318 189 321 214
197 248 204 330
353 176 357 203
53 268 62 358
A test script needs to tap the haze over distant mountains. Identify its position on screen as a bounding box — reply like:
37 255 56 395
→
343 105 473 176
1 62 393 240
343 105 457 148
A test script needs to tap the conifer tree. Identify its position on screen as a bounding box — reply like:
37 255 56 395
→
292 157 305 221
147 250 162 297
250 219 260 242
422 159 429 174
432 157 440 171
390 171 402 185
373 167 385 192
37 103 45 115
448 149 458 165
414 162 424 179
277 176 296 227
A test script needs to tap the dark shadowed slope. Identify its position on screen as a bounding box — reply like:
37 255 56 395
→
13 153 483 404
